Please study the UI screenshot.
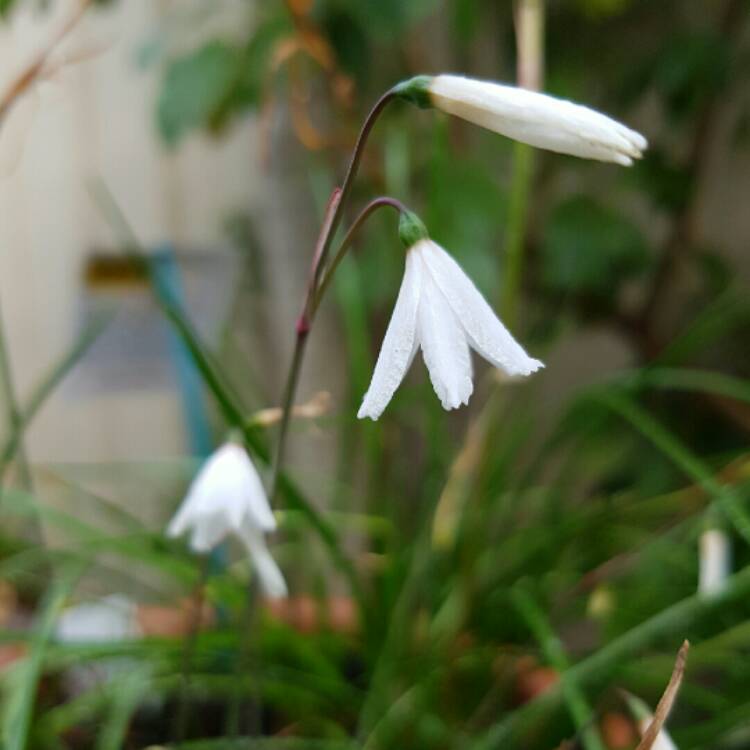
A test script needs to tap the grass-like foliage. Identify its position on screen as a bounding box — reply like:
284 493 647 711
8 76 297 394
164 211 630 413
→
0 1 749 749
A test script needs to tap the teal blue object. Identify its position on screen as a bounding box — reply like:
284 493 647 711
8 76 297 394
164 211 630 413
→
150 247 214 458
150 247 227 580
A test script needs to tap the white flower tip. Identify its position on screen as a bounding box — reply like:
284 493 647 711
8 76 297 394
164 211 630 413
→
438 377 474 411
356 395 381 421
698 528 731 596
166 514 186 540
428 74 647 166
629 130 648 152
523 357 545 375
264 576 289 600
499 357 545 380
188 536 213 555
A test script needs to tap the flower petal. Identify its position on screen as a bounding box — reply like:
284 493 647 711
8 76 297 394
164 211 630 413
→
230 446 276 533
240 523 288 599
166 501 192 540
166 443 275 554
418 240 543 376
414 248 474 410
358 249 422 420
188 509 230 553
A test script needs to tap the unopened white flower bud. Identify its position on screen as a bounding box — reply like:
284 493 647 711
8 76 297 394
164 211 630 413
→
395 74 646 165
698 528 731 596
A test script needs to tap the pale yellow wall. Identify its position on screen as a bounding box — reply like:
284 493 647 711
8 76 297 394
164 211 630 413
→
0 0 264 464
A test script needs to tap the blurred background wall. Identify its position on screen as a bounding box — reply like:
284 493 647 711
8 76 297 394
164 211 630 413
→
0 0 346 474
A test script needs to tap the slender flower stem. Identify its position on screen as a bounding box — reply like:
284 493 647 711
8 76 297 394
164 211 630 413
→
501 0 545 325
310 90 400 295
268 332 309 503
0 302 32 493
311 196 407 316
0 315 108 491
514 0 545 92
267 89 400 502
298 187 343 333
174 555 210 745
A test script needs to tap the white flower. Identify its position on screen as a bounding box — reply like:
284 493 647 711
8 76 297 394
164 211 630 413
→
167 443 287 598
55 594 141 695
422 74 647 166
358 238 543 420
56 594 140 644
698 528 731 595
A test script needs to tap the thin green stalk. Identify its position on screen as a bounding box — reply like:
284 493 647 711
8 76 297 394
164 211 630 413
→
96 665 151 750
0 302 32 491
597 389 750 544
2 561 84 750
511 584 606 750
477 563 750 749
267 331 309 505
0 314 110 489
357 508 439 744
617 366 750 404
501 0 545 325
174 555 211 745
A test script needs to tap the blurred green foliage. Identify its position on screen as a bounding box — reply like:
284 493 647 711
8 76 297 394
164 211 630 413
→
540 196 650 298
157 12 291 145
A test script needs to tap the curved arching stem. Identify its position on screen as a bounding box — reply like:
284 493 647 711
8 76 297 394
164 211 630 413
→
310 196 407 318
268 90 401 503
307 90 400 297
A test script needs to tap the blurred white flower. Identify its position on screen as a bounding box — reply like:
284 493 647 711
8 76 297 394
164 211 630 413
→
624 691 680 750
404 74 646 165
56 594 140 644
698 528 731 595
167 443 287 598
358 234 543 421
638 712 679 750
55 594 141 695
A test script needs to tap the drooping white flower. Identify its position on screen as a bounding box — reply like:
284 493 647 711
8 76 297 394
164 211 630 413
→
358 216 542 420
395 74 647 166
698 528 731 595
167 443 287 598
